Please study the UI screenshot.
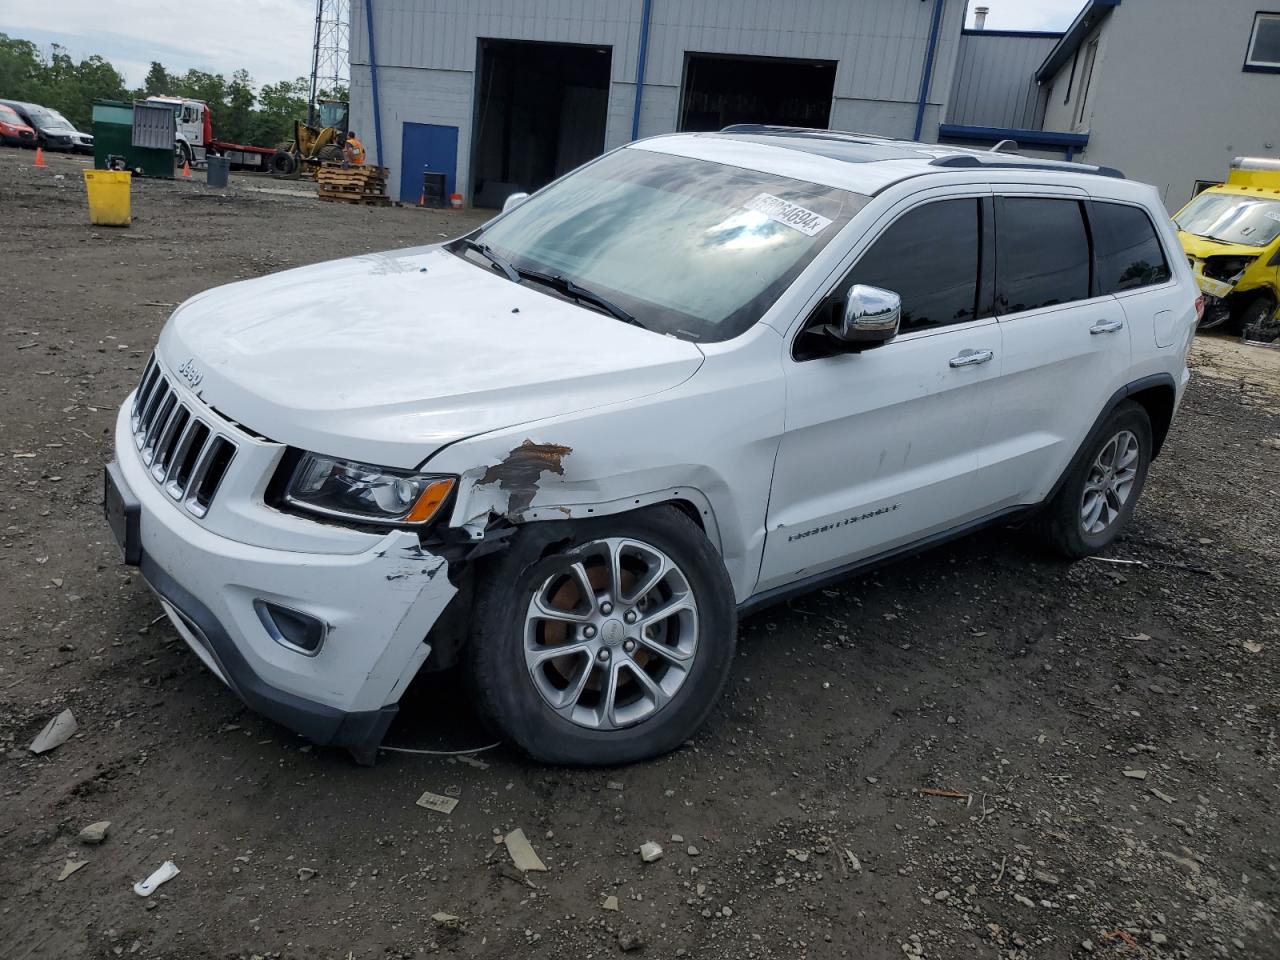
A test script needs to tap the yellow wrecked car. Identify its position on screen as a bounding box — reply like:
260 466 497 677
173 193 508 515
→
1175 157 1280 341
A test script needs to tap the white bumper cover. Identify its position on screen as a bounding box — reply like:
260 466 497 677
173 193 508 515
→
112 400 458 757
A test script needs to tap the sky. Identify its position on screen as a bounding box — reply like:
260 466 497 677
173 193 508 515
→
0 0 1086 91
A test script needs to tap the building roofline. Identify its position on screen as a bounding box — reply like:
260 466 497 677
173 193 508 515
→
1035 0 1121 81
961 29 1064 39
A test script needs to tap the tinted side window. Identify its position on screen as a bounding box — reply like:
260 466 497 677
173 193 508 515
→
846 198 981 333
1092 202 1171 293
996 198 1091 313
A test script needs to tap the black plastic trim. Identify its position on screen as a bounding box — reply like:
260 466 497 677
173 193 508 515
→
738 504 1036 618
929 154 1125 179
140 553 396 763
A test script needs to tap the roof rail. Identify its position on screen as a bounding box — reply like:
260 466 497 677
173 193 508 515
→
929 154 1125 179
720 123 897 143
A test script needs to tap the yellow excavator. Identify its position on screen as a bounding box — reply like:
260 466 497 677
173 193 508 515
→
270 99 349 177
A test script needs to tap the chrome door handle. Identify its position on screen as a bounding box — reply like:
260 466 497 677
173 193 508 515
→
1090 319 1125 334
949 348 994 368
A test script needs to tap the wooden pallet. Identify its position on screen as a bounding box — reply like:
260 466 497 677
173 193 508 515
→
316 162 390 204
317 181 387 195
317 191 392 206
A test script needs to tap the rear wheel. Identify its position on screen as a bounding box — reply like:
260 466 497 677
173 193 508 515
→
270 150 298 176
317 143 345 164
468 507 736 765
1038 401 1152 559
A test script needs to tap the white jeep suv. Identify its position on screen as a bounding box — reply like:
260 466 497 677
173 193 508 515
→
105 128 1197 765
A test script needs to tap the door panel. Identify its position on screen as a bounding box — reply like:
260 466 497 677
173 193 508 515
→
758 321 1003 590
759 192 1002 592
399 122 459 204
981 193 1133 505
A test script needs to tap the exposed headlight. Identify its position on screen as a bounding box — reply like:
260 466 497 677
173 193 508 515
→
285 453 454 525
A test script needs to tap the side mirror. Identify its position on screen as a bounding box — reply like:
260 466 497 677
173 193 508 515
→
502 191 530 213
825 284 901 349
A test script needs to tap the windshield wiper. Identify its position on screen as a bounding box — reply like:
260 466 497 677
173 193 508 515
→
457 238 521 284
518 269 643 328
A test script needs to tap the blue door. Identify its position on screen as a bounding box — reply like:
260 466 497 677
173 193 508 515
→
399 122 459 204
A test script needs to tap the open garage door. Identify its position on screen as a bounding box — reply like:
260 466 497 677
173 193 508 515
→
679 53 837 132
471 39 611 208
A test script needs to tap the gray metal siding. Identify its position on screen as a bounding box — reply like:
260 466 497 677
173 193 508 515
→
948 31 1060 129
353 0 963 104
351 0 967 201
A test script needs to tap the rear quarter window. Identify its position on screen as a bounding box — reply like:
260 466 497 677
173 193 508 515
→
1091 202 1171 293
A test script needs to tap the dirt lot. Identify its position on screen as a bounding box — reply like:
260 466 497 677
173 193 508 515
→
2 146 1278 960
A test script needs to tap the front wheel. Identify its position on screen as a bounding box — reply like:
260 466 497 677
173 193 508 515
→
467 507 736 765
1038 401 1152 559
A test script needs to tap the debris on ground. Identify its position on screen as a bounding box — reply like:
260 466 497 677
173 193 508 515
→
618 928 644 952
602 895 620 911
57 860 88 882
415 790 459 815
639 841 664 862
133 861 180 897
28 708 77 754
77 821 110 844
431 912 461 929
503 828 547 872
1122 769 1149 780
297 867 318 881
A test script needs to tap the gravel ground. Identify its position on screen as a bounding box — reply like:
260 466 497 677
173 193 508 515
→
1 145 1278 960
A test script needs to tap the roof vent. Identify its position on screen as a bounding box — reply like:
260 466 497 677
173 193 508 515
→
974 6 990 29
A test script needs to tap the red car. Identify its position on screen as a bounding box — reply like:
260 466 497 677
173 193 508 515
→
0 104 37 147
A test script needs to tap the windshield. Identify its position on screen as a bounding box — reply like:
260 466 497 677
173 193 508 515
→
0 105 22 124
470 147 867 342
1175 192 1280 248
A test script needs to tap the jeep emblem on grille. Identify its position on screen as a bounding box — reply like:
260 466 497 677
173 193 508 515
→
176 357 204 388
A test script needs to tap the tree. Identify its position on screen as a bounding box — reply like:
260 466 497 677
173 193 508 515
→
142 61 173 96
2 30 317 146
255 76 309 145
0 33 43 102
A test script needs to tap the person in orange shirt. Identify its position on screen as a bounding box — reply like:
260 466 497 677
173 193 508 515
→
344 131 366 165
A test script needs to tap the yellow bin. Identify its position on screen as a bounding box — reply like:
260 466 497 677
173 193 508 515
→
83 169 131 227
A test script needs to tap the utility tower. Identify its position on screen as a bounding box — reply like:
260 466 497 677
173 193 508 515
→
309 0 350 124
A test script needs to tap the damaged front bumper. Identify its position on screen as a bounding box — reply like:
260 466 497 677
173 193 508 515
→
110 403 458 763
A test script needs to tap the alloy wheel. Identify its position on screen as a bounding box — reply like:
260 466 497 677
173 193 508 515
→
523 537 699 730
1080 429 1140 535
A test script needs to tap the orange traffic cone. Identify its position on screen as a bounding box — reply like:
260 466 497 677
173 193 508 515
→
182 160 191 178
34 146 46 168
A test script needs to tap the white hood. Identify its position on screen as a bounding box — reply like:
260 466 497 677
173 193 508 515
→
157 245 704 468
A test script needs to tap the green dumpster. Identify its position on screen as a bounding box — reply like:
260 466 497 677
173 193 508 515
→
92 100 173 178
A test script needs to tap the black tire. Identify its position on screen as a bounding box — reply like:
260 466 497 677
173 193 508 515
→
1239 296 1279 343
175 141 192 167
467 506 736 765
1038 401 1153 559
270 150 298 176
317 143 345 163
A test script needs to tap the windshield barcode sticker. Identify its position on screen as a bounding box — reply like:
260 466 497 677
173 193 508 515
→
744 194 833 237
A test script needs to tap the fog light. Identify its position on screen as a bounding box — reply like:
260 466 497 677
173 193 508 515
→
254 600 327 656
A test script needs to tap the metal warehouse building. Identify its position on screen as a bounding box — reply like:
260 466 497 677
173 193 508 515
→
350 0 967 205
